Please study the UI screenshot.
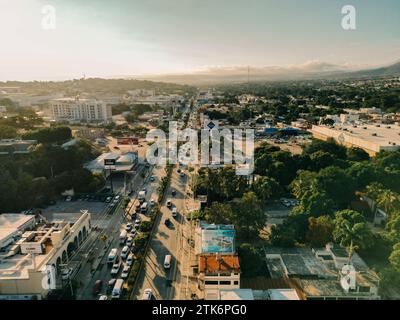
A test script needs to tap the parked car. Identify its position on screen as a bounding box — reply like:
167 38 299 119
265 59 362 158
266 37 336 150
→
150 199 155 206
99 295 108 300
65 196 72 202
171 190 177 197
150 176 155 182
92 280 103 295
166 200 172 208
125 223 133 232
172 207 178 217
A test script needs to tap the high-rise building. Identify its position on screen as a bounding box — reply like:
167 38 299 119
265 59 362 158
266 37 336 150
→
51 97 112 124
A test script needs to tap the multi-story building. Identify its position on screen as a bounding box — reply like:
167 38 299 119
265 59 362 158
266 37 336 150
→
0 212 91 300
198 254 241 299
51 97 112 124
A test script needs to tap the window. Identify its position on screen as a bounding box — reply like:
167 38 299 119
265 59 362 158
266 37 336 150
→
233 281 239 285
219 281 231 285
205 281 218 285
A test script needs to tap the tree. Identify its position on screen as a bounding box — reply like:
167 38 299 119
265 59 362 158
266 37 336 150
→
0 125 17 139
389 243 400 272
204 202 233 225
346 147 370 162
238 244 267 277
232 192 266 239
333 210 374 259
387 212 400 242
377 189 400 216
269 213 309 247
306 216 334 247
303 138 347 160
251 176 282 202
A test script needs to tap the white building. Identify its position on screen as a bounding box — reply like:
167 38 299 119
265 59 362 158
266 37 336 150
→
198 254 241 298
310 123 400 156
51 97 112 124
0 212 91 300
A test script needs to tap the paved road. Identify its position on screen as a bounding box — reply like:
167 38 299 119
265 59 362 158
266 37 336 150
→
74 164 149 300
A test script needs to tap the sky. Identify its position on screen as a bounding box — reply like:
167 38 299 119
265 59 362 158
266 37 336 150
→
0 0 399 81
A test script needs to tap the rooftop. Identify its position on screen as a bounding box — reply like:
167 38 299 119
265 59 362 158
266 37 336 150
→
198 254 240 274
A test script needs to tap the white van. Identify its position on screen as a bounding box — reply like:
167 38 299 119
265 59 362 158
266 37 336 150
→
119 230 127 245
107 248 118 264
111 279 124 299
164 254 171 269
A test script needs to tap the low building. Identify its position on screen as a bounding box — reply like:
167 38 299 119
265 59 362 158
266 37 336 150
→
0 139 37 155
84 152 138 176
198 254 241 298
310 123 400 156
194 221 235 255
0 212 91 300
264 245 380 300
211 288 301 300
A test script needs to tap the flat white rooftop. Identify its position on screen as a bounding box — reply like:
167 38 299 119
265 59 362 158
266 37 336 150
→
311 123 400 153
268 289 300 300
219 289 255 300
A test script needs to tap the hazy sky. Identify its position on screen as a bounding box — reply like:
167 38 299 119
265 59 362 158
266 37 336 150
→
1 0 399 81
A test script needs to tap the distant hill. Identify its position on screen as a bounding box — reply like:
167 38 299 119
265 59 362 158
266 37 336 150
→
337 61 400 79
129 60 400 85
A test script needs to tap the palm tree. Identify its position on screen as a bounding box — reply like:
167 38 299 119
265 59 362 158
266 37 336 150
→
377 190 400 216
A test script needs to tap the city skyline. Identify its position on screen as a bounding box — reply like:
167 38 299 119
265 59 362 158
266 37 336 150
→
1 0 400 81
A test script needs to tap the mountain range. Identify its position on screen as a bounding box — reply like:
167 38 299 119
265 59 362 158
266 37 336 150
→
122 60 400 85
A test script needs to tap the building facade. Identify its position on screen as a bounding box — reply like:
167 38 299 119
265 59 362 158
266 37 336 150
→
51 97 112 124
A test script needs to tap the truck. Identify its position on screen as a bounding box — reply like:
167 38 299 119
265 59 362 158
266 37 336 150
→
111 279 124 299
107 248 118 265
119 230 128 245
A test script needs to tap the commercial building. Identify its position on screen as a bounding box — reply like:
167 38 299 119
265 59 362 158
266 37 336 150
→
264 244 380 300
310 123 400 156
208 288 301 300
0 212 91 300
51 97 112 124
0 139 37 155
84 152 138 176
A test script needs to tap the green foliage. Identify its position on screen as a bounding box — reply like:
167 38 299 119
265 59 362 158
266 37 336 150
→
306 216 334 247
389 243 400 272
0 125 17 139
238 244 268 277
251 176 282 202
269 213 309 247
204 202 233 225
22 126 72 144
333 209 374 252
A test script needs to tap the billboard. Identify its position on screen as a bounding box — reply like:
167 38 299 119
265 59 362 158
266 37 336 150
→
104 158 116 166
201 229 235 254
20 242 43 254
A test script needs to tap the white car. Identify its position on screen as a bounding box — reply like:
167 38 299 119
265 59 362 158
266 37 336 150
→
150 199 155 206
126 253 134 266
61 268 73 280
125 223 133 232
166 200 172 208
172 207 178 217
142 288 152 300
99 295 108 300
111 261 121 275
121 246 130 259
121 265 130 279
65 196 72 202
